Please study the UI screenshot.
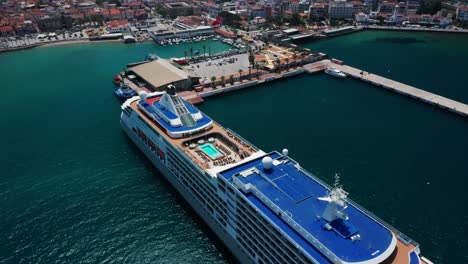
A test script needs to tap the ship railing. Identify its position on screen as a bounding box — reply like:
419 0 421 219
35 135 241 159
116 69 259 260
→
225 127 259 152
292 161 419 247
233 176 343 264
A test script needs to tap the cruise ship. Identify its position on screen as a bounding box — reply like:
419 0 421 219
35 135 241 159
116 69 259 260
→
120 85 432 264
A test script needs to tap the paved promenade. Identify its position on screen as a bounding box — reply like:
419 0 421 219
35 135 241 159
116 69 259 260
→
364 25 468 34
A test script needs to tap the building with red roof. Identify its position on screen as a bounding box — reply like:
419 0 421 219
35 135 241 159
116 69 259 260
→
0 25 14 36
457 6 468 21
214 28 236 38
106 19 128 33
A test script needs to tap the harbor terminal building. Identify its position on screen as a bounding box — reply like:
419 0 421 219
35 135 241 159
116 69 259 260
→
126 59 199 92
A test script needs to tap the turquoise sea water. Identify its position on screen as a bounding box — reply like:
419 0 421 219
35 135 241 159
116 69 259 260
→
0 34 467 264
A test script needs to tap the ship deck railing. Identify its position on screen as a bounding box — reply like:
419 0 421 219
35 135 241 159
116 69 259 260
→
287 155 419 248
225 127 259 152
233 175 341 263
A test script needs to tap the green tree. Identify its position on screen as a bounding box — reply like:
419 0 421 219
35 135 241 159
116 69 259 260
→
218 11 242 28
275 58 281 73
210 76 216 88
288 13 303 26
238 69 243 82
229 75 234 85
376 16 385 24
418 0 442 15
292 53 298 68
254 63 260 78
220 76 225 86
155 5 167 18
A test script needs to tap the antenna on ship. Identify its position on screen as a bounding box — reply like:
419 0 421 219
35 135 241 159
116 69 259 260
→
317 173 349 222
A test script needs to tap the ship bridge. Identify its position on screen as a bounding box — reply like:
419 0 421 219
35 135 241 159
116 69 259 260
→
218 152 398 264
137 86 213 138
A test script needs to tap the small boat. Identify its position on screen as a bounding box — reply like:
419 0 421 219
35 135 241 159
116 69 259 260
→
123 35 136 43
113 82 137 99
113 75 121 85
325 67 347 78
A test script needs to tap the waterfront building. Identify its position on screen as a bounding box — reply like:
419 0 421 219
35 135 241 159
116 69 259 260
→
127 59 199 92
164 2 201 17
148 26 213 41
328 0 354 19
106 20 129 33
405 0 421 15
309 3 328 21
378 1 398 14
352 1 370 14
355 12 369 23
309 3 328 20
385 5 405 23
456 6 468 21
0 25 14 37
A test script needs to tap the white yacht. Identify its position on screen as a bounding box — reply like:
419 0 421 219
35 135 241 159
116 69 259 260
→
325 67 347 78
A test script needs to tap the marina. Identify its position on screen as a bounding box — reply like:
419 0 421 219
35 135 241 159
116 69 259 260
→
116 50 468 118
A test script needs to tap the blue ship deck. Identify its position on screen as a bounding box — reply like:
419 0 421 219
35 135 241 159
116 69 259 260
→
219 152 395 263
139 95 212 134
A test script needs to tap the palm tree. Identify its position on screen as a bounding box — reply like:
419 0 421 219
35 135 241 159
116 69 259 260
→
285 58 290 71
292 53 298 68
255 62 260 79
210 76 216 88
220 76 225 86
299 53 304 66
229 75 234 85
248 66 252 79
275 58 281 73
238 69 243 82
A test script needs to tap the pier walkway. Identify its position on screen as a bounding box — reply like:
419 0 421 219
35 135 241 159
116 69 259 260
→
330 63 468 117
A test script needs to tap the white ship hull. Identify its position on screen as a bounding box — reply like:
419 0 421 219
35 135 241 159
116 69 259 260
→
120 114 254 264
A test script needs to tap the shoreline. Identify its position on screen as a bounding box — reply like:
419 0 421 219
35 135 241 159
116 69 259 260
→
2 26 467 55
1 38 154 54
40 39 120 48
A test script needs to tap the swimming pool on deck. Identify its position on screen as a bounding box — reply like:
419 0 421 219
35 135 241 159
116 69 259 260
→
198 143 224 159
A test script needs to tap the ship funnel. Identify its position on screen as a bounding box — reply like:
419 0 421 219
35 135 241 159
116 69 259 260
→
262 157 273 171
139 91 148 102
282 149 289 156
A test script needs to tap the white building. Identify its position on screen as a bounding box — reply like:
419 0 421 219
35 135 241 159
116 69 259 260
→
457 6 468 21
355 12 369 23
329 0 354 19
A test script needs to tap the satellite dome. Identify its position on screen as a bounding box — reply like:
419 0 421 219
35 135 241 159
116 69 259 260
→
139 91 148 101
167 85 176 95
262 156 273 170
282 149 289 156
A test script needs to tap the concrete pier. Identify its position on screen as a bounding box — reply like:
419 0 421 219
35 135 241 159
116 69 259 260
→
323 61 468 117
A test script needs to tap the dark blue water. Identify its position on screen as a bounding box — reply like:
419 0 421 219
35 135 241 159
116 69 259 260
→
303 30 468 104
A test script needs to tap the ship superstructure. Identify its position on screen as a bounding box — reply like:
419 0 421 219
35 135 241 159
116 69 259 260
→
120 86 432 264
